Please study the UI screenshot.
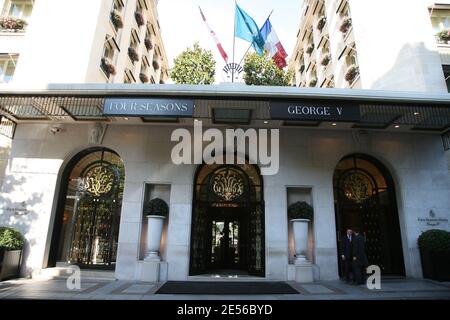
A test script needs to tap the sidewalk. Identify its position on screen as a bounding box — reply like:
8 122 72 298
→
0 277 449 300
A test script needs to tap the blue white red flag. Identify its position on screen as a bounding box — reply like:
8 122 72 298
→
260 19 288 69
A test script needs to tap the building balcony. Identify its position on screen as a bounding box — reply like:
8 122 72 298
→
339 16 355 44
126 54 137 75
435 30 450 45
110 9 124 32
437 43 450 65
313 17 328 44
0 32 25 58
304 45 316 65
135 10 145 28
342 64 360 88
350 74 361 88
296 71 306 85
307 76 318 87
0 16 27 33
318 62 333 86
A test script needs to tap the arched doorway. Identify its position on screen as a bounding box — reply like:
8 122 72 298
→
48 148 125 270
333 154 405 276
189 162 265 277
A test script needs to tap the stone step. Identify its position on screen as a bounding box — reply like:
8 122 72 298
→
36 267 115 281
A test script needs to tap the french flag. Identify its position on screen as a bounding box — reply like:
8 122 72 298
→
260 19 288 69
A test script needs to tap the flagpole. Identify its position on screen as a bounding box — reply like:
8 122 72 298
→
237 9 274 66
232 0 237 83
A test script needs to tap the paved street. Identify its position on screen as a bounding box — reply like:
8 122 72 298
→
0 277 449 300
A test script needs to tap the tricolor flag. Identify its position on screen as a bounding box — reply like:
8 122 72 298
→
260 19 288 69
199 6 229 63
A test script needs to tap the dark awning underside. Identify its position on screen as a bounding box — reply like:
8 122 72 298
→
0 84 450 139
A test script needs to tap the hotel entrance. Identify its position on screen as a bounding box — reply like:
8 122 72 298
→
333 154 405 277
189 162 265 277
209 208 248 271
48 148 125 270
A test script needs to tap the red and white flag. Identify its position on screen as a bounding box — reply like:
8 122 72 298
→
260 18 288 69
199 6 229 63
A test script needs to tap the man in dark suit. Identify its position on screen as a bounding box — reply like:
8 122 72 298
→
353 229 369 285
340 228 354 282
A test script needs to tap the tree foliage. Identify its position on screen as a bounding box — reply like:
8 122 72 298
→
243 53 292 86
170 42 216 85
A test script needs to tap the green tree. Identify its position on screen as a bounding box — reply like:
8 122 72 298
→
243 52 292 86
170 42 216 85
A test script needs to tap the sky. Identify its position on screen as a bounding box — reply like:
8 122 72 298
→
158 0 304 83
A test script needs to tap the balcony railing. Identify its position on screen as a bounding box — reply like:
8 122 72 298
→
0 16 27 32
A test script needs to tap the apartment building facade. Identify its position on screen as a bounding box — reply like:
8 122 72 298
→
289 0 448 93
430 2 450 92
0 0 169 85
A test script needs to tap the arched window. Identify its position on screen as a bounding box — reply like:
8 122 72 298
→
49 148 125 269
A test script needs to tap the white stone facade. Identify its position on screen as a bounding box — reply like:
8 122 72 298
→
1 0 169 85
1 122 449 281
289 0 448 92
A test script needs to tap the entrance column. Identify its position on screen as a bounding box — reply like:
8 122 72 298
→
313 185 339 280
265 182 289 280
166 183 193 280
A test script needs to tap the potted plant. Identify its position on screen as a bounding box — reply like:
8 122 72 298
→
317 16 326 32
139 72 149 83
110 9 124 29
345 64 359 83
101 57 116 76
128 47 139 62
288 202 313 264
418 229 450 281
299 64 305 73
306 44 314 55
321 53 331 66
0 17 27 31
144 38 153 51
152 60 160 70
0 227 24 281
143 198 169 261
135 11 145 27
340 17 352 33
308 78 318 87
436 30 450 44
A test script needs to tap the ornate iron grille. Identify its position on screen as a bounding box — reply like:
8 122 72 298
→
190 164 265 277
67 155 123 268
